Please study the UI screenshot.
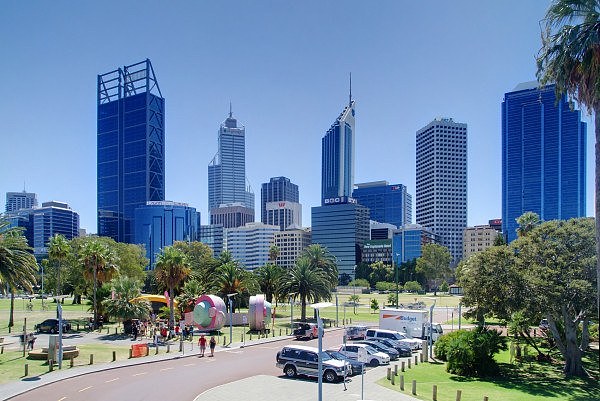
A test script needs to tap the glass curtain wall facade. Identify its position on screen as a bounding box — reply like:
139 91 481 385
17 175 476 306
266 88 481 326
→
322 100 356 201
415 118 467 265
311 202 369 278
208 110 255 217
352 181 412 228
134 201 199 269
199 224 224 258
33 202 80 257
97 59 165 243
502 82 586 242
5 191 38 213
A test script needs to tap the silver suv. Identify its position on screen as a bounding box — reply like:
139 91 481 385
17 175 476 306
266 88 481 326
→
276 345 351 382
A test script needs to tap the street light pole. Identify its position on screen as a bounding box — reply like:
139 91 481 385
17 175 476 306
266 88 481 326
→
289 292 296 333
227 293 237 346
310 302 333 401
395 253 401 308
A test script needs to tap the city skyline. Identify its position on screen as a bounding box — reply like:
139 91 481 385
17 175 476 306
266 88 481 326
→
1 1 595 234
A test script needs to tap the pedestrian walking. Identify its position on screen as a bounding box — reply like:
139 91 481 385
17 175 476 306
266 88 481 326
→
209 335 216 357
198 334 207 357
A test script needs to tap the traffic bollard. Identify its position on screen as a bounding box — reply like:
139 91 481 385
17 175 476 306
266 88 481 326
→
24 363 28 377
400 375 404 390
412 380 417 395
401 361 405 372
433 385 437 401
456 390 462 401
89 354 94 365
387 367 391 380
112 351 116 361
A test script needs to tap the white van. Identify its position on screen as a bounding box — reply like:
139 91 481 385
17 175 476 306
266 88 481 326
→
365 328 422 350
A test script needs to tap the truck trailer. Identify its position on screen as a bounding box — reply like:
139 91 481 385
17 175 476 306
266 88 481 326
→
379 308 443 341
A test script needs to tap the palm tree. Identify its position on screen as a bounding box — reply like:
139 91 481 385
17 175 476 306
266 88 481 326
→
80 240 117 327
516 212 541 237
154 246 191 329
536 0 600 322
268 245 280 263
279 257 331 321
175 278 204 316
102 276 149 323
215 261 256 312
301 244 338 289
254 263 285 303
48 233 71 300
0 219 38 331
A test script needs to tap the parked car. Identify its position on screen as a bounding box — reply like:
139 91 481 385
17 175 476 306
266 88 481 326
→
365 328 422 350
345 325 368 340
293 322 319 340
35 319 71 334
353 339 400 360
276 345 351 382
337 343 390 367
368 337 412 357
324 349 365 375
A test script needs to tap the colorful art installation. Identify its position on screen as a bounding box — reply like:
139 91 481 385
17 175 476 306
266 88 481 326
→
193 294 226 331
248 294 272 330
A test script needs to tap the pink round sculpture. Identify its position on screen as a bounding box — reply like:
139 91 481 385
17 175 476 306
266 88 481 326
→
193 294 226 330
248 294 272 330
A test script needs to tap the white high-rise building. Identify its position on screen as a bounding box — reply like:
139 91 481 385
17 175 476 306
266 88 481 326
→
416 118 467 265
273 228 312 269
226 222 279 270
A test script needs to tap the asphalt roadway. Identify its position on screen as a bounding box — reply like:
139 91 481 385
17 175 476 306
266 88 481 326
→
1 328 422 401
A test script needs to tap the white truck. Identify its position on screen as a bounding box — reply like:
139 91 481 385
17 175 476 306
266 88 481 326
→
379 308 443 342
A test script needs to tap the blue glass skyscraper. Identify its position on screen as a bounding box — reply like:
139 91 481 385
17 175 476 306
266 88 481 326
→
352 181 412 228
97 59 165 243
261 176 301 230
321 96 355 202
502 82 586 242
208 108 255 220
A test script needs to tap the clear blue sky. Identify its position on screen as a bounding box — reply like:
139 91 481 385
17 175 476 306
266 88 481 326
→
0 0 594 233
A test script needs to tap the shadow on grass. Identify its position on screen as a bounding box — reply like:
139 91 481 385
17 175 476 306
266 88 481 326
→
97 333 130 341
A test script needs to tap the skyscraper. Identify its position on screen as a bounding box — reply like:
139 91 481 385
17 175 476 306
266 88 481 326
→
5 190 37 213
415 118 467 265
226 222 280 270
208 107 255 221
352 181 412 228
502 82 586 242
97 59 165 243
261 176 301 230
321 95 355 202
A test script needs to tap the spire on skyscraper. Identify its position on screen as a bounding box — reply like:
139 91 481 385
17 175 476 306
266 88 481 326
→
229 101 232 118
349 72 352 106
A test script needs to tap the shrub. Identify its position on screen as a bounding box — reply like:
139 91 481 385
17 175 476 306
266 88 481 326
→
439 280 449 293
404 281 422 293
434 330 463 361
589 323 599 342
387 293 398 306
349 278 370 288
375 281 396 291
370 298 379 313
445 326 507 377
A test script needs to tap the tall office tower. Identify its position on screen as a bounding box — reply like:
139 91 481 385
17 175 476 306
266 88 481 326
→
134 201 200 269
97 59 165 243
226 222 279 270
502 82 586 242
273 228 311 269
210 203 255 229
321 96 356 202
5 190 38 213
208 108 255 220
261 177 301 230
33 201 80 257
353 181 412 228
415 117 467 265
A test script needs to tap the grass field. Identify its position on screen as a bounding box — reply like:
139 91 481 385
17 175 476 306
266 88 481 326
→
378 348 599 401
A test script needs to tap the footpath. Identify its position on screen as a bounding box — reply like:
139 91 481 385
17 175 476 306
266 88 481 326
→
0 328 420 401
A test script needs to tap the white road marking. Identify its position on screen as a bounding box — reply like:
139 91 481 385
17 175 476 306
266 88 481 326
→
183 363 195 366
133 372 147 376
57 397 67 401
160 367 174 371
225 350 243 354
105 378 119 383
79 386 93 392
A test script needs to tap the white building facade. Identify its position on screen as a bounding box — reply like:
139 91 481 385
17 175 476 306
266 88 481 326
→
226 222 279 270
273 228 312 269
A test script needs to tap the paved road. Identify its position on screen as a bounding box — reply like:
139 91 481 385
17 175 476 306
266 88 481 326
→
7 330 352 401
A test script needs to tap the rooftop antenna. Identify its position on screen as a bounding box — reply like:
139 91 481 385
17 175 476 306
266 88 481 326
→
23 181 26 192
349 72 352 106
229 101 233 118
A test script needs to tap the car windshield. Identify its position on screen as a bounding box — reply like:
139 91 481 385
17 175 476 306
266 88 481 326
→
327 351 344 359
319 352 332 361
364 346 378 354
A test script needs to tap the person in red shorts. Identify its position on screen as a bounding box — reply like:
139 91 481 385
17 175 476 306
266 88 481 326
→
198 334 207 357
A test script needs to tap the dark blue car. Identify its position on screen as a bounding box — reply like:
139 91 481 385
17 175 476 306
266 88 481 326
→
325 350 365 376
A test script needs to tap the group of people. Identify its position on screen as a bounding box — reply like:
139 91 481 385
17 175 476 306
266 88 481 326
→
197 334 216 357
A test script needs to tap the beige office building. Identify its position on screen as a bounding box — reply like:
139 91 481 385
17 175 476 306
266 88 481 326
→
463 225 501 260
273 227 312 269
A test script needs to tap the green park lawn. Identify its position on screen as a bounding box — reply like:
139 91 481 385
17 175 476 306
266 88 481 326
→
378 348 599 401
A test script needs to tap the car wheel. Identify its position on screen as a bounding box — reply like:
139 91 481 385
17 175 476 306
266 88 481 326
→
323 369 337 383
284 365 297 378
369 358 380 367
309 333 314 340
